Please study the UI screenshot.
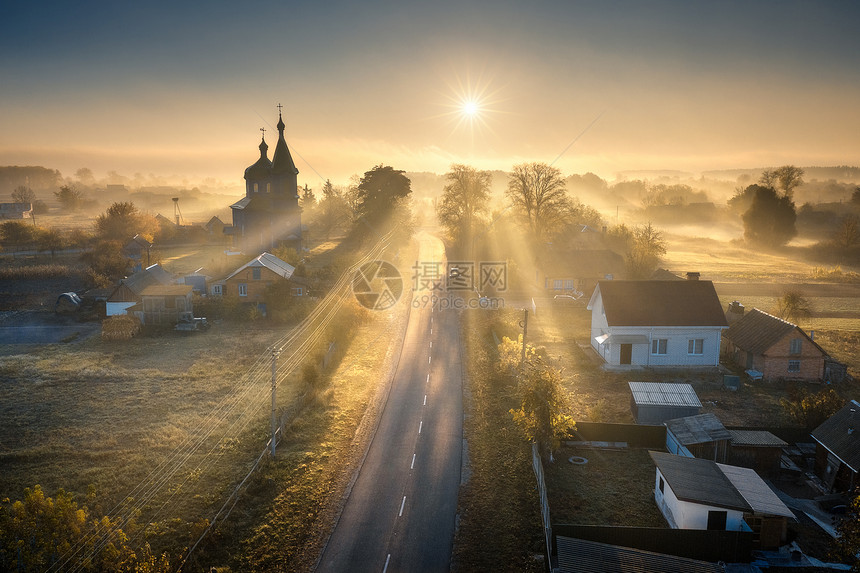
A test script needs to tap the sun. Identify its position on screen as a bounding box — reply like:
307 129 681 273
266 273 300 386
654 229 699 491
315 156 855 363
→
462 100 479 117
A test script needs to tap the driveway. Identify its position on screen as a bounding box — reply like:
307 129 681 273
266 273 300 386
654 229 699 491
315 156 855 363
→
0 311 100 345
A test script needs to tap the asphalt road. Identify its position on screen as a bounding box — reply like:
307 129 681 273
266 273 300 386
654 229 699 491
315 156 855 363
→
318 234 463 573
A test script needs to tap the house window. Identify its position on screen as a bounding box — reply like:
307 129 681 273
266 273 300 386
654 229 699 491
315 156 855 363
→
651 339 668 355
553 279 563 290
252 267 261 280
238 283 248 297
564 279 574 290
212 284 222 296
291 287 303 296
658 476 665 493
688 338 704 355
790 338 802 355
788 360 801 372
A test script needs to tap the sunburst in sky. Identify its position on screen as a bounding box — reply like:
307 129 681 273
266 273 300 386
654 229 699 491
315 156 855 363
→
1 1 859 186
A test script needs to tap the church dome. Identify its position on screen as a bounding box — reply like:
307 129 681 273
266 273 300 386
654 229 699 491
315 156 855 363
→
244 136 272 180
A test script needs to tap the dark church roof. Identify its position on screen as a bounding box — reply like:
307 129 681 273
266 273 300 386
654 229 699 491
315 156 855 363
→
272 113 298 176
244 137 273 180
591 280 727 327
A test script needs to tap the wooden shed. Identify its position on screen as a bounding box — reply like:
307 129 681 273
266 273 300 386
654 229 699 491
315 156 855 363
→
727 430 788 476
665 413 731 463
629 382 702 425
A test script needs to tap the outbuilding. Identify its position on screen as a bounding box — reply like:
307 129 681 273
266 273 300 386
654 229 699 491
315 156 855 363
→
629 382 702 425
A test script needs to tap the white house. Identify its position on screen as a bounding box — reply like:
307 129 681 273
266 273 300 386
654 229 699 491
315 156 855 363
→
650 451 794 548
587 278 728 367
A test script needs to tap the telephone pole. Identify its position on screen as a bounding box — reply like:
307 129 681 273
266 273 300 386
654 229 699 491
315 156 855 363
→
270 346 281 457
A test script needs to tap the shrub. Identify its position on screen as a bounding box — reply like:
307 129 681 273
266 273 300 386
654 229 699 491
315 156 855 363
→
101 315 141 341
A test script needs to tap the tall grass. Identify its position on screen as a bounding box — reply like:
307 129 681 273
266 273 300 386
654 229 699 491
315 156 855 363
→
0 264 83 280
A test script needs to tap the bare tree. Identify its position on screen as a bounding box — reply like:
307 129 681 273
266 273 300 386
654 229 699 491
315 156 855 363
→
506 162 570 242
832 214 860 248
436 164 491 250
11 185 35 205
760 165 804 198
626 222 667 278
776 289 811 324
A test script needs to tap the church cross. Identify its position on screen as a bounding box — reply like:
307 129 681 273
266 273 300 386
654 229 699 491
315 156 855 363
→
260 127 266 138
277 103 283 114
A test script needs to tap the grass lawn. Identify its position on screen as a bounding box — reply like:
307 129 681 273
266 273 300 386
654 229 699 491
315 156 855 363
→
545 447 665 527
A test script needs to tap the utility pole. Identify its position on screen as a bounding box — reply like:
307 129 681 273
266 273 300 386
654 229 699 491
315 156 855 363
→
270 346 281 457
519 308 529 373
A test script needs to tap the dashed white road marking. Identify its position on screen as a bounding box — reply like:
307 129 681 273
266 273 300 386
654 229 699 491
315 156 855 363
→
423 394 427 406
383 554 391 573
418 421 423 434
399 496 406 517
411 453 416 469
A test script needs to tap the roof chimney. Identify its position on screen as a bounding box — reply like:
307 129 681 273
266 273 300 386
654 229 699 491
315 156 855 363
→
686 272 700 281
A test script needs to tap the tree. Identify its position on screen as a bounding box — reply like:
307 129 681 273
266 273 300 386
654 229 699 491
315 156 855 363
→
55 185 83 211
852 187 860 205
742 185 797 247
0 484 171 572
772 165 805 198
94 201 155 242
780 387 842 429
776 289 811 324
508 356 574 462
80 240 131 284
300 184 317 211
11 185 35 205
436 164 491 250
0 220 36 245
626 222 667 278
833 489 860 570
36 228 66 258
313 179 350 240
353 165 412 232
832 214 860 248
505 162 571 242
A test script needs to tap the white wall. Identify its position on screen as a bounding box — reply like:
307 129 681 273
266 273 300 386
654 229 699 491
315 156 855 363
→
654 468 746 531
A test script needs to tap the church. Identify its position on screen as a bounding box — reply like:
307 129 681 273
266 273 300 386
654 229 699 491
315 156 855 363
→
225 109 302 253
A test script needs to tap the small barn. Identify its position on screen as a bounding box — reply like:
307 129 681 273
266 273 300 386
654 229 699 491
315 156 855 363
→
629 382 702 425
650 451 794 549
811 400 860 493
727 430 787 476
665 413 731 463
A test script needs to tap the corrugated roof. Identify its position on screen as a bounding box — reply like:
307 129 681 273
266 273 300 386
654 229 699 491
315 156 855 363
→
717 463 795 518
629 382 702 408
727 430 788 448
665 413 731 446
722 308 806 356
650 451 749 512
811 400 860 472
225 252 295 280
592 280 728 327
556 536 723 573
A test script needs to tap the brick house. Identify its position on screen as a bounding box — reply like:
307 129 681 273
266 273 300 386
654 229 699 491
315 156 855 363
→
721 308 826 382
212 252 303 315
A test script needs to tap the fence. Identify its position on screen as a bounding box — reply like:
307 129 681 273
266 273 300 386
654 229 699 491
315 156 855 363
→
553 524 754 563
531 442 553 572
571 421 667 449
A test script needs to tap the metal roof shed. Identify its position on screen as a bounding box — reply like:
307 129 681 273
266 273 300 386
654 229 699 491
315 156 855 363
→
629 382 702 425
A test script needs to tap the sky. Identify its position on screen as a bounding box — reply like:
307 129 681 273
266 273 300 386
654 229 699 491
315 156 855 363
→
2 0 859 190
